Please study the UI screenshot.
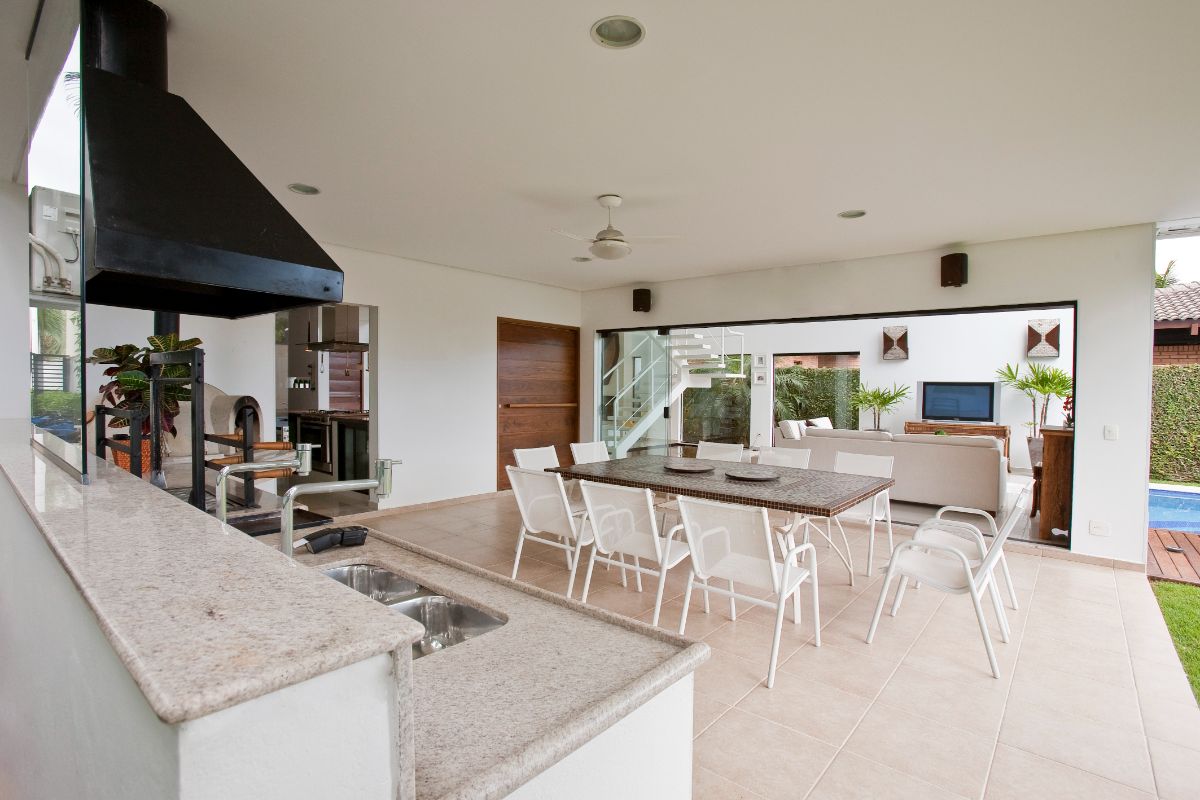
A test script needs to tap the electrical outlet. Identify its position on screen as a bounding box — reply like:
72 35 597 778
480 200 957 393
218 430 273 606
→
1103 424 1119 441
1089 520 1111 537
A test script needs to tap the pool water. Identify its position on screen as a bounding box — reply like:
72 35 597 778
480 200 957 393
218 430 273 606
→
1148 488 1200 532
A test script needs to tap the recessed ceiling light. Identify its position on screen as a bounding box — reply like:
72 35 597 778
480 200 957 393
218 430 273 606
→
288 183 321 196
837 209 866 219
591 16 645 49
572 256 593 263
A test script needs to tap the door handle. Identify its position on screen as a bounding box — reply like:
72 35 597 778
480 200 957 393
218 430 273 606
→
502 403 579 409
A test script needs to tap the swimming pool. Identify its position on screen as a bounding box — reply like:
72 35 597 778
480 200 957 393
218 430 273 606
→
1148 488 1200 532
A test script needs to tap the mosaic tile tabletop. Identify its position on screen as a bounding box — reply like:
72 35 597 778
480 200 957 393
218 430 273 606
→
551 454 893 517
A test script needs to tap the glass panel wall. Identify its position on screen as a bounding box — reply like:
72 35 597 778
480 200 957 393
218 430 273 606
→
597 329 671 456
680 354 751 446
27 8 85 478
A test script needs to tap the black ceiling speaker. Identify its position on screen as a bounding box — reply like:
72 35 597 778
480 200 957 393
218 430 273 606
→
633 288 652 312
941 253 968 287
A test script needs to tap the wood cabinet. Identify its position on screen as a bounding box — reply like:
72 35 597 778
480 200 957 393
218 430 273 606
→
1038 426 1074 540
903 420 1011 460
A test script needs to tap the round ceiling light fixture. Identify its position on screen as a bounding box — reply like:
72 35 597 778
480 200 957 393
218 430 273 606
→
837 209 866 219
590 16 645 49
589 237 633 260
288 182 321 196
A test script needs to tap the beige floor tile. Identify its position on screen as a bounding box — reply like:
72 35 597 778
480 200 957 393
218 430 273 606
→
735 671 871 747
780 641 900 699
693 694 730 738
694 708 837 800
985 744 1154 800
1008 661 1144 732
998 698 1155 793
583 583 674 618
694 649 768 706
808 751 967 800
693 764 766 800
844 702 995 799
901 624 1018 684
1016 629 1134 688
876 662 1010 736
1123 624 1184 668
1148 736 1200 800
1131 656 1196 709
702 615 815 666
1139 691 1200 751
642 598 735 638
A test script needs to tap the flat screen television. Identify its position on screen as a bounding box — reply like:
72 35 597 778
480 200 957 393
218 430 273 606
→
920 381 997 423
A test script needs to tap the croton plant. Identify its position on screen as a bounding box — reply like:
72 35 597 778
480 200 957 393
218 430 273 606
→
88 334 202 438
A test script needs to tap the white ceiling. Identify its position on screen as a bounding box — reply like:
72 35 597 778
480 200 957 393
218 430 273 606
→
73 3 1200 289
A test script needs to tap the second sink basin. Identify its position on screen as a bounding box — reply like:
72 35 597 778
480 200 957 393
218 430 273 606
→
322 564 505 659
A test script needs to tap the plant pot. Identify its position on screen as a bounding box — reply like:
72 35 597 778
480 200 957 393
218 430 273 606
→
110 435 152 475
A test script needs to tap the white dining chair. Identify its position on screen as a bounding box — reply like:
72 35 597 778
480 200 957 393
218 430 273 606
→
513 445 584 568
756 447 813 562
866 483 1033 679
507 466 594 599
831 451 895 578
676 496 819 688
695 441 745 462
578 481 692 626
570 441 610 464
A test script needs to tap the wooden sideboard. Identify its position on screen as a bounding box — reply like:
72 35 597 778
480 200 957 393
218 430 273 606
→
1037 426 1074 540
903 420 1011 460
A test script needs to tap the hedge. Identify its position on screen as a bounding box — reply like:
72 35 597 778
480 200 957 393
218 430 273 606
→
774 366 860 430
30 390 82 418
1151 365 1200 483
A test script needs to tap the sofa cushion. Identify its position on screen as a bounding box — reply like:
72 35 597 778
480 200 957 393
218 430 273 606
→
805 428 893 441
892 433 1001 450
806 416 834 429
778 420 804 439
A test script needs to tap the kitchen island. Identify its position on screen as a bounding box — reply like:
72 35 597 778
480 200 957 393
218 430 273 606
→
0 420 704 799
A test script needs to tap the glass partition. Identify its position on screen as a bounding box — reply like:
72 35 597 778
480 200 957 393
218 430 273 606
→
26 5 85 479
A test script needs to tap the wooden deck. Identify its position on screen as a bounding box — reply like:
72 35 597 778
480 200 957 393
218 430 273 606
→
1147 528 1200 585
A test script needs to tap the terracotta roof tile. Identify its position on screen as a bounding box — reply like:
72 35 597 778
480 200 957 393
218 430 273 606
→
1155 281 1200 322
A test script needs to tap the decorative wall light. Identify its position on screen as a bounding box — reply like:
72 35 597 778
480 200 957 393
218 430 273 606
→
883 326 909 360
1027 319 1061 357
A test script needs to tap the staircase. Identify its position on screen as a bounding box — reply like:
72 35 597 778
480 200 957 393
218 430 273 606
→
600 328 746 457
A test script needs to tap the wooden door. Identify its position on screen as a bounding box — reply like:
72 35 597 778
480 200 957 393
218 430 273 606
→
497 318 580 490
327 351 364 411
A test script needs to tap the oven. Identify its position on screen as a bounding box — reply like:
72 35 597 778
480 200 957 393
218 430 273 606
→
295 415 333 474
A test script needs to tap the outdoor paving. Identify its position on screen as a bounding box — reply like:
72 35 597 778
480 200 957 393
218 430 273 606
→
1147 528 1200 586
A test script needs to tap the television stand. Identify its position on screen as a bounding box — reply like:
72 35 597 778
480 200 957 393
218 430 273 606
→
904 420 1011 461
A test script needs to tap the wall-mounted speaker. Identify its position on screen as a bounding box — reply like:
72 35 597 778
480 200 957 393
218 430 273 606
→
941 253 967 287
633 288 652 312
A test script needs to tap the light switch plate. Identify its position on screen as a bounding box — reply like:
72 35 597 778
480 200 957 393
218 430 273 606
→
1089 520 1111 537
1103 424 1119 441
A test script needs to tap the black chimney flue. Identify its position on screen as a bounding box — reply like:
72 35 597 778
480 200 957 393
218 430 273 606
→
83 0 168 89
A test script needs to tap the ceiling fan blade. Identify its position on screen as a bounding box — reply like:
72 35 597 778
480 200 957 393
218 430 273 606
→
551 228 595 242
625 234 681 241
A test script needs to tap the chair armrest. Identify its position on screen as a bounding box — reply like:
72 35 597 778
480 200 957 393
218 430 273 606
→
891 539 975 574
933 505 999 537
664 523 685 540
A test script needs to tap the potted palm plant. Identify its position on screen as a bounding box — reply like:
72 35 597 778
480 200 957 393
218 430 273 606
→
89 334 202 472
996 362 1073 437
850 382 911 431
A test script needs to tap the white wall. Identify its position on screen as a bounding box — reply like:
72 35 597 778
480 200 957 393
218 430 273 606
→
581 226 1155 565
327 245 582 508
0 180 31 418
712 307 1074 470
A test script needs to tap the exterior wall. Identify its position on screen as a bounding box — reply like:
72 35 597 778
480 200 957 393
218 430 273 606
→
327 244 582 508
1153 343 1200 366
581 225 1155 565
0 180 31 419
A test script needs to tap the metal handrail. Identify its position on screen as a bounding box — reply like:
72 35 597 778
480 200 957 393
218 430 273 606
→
600 332 653 384
603 350 666 413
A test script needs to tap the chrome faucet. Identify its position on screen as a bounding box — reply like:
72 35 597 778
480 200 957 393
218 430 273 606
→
214 443 315 524
280 458 398 558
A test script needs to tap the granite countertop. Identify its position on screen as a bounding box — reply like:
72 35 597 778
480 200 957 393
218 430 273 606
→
0 421 422 724
292 527 709 800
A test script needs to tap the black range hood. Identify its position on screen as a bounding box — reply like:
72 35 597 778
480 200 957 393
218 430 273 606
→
82 0 343 319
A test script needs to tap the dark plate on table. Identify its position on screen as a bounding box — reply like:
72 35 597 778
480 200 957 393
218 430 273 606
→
725 468 781 482
664 461 716 474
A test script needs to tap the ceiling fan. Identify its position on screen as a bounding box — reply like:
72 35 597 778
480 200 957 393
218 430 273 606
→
552 194 678 260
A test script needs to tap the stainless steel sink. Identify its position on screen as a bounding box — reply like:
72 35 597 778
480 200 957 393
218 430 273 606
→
391 595 505 658
323 564 421 605
322 564 504 659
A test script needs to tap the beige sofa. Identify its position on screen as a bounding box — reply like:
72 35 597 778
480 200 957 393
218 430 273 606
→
774 425 1006 512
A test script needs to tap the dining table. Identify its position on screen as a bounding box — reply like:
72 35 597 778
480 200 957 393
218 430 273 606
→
550 454 895 585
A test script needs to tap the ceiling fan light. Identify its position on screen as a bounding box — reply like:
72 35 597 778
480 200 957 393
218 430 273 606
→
589 239 632 260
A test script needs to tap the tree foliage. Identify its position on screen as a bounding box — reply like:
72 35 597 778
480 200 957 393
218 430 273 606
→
1151 365 1200 483
773 366 860 429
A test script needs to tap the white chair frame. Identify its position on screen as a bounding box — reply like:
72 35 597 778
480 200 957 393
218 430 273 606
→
676 496 820 688
577 481 692 626
507 466 593 599
570 441 610 465
695 441 745 462
513 445 585 569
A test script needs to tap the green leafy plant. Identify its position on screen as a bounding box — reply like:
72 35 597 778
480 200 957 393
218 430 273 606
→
773 366 860 429
88 334 202 438
850 382 911 431
1156 260 1179 289
996 362 1073 437
682 355 751 444
1151 364 1200 483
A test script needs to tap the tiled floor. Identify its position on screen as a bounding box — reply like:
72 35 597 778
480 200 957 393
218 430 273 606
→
357 496 1200 799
